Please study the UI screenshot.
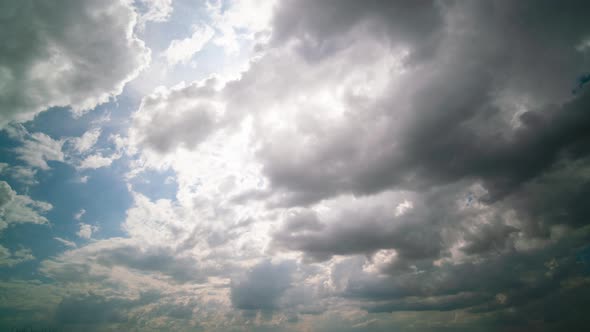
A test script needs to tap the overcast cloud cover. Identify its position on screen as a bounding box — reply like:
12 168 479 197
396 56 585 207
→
1 0 590 331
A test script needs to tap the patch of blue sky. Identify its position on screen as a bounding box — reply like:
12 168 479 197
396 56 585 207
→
23 107 86 139
0 157 132 276
30 159 132 239
139 0 210 53
169 42 229 82
136 0 257 89
22 84 139 143
1 100 138 277
129 168 179 202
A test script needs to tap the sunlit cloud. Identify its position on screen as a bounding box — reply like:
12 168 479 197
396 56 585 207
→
1 0 590 331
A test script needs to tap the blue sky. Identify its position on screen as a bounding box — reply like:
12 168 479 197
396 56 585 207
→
1 0 590 331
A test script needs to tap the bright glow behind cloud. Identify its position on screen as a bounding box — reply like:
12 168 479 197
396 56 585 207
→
1 1 590 331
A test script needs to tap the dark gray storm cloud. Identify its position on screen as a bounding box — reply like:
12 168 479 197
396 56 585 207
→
231 260 295 311
94 244 205 283
258 0 590 205
258 0 590 329
272 191 449 262
271 0 443 63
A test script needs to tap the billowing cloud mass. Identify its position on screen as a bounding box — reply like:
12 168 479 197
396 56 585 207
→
0 0 150 127
2 0 590 331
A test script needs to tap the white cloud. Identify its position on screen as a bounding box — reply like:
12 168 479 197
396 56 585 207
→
0 0 150 127
0 164 38 186
77 152 121 170
74 209 86 221
136 0 174 29
163 25 214 65
0 245 35 267
0 181 52 232
91 111 112 126
395 200 414 217
77 223 98 240
54 237 77 248
5 2 590 331
14 132 64 170
127 78 222 155
70 128 101 153
208 0 276 54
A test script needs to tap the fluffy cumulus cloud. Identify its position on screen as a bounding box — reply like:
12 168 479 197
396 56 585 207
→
76 223 98 239
0 0 150 127
0 181 51 232
3 0 590 331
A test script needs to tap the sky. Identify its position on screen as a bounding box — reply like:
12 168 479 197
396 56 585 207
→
1 0 590 331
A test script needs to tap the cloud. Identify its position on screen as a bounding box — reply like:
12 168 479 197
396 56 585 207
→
117 1 590 329
0 279 62 327
207 0 276 54
14 132 64 170
4 1 590 331
461 223 520 255
270 0 442 62
343 226 590 316
92 244 206 283
127 78 222 154
231 260 295 310
54 237 77 248
69 128 102 153
163 25 214 65
77 152 121 170
0 245 35 267
41 191 234 286
0 181 51 232
0 164 38 185
40 237 208 286
77 223 98 239
201 0 587 210
74 209 86 221
55 293 129 325
136 0 173 29
0 0 150 127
